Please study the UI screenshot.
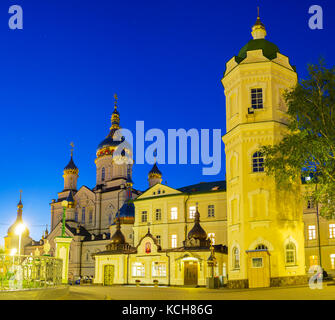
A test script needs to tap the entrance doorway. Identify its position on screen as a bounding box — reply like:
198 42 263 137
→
246 249 270 288
184 261 198 285
104 265 114 286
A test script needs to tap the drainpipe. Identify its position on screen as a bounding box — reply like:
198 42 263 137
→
127 253 129 285
315 183 322 269
184 194 190 241
165 252 171 286
79 238 83 278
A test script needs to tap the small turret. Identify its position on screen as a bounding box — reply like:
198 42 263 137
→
63 143 79 191
148 162 162 187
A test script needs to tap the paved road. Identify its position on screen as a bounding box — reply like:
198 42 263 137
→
59 284 335 300
1 284 335 300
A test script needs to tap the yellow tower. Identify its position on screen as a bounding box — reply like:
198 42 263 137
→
222 13 306 288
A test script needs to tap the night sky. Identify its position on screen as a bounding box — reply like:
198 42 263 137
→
0 0 333 242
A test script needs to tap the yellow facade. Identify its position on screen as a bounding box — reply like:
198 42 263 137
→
222 17 306 287
133 182 227 250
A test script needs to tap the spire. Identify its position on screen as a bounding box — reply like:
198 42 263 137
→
110 93 120 131
187 203 207 241
251 7 267 40
17 189 23 209
64 142 79 174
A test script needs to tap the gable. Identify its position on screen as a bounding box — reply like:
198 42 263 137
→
136 183 182 200
137 234 160 255
74 186 95 205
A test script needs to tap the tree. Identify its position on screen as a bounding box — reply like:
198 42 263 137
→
261 60 335 218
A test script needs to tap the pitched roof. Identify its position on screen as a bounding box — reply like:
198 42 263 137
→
177 180 226 193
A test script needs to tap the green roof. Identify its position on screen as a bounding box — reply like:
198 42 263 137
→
236 38 280 63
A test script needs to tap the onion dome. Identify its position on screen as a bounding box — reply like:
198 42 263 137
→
187 206 207 241
148 163 162 179
96 94 126 157
119 201 135 221
64 153 79 175
7 192 29 237
235 10 280 64
110 218 126 244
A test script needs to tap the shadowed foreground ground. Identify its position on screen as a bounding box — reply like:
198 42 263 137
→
0 284 334 300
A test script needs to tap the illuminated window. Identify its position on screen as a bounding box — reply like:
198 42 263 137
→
331 254 335 269
141 211 147 223
285 242 296 265
152 262 166 277
171 207 178 220
208 205 215 218
101 167 105 181
208 233 215 245
189 206 196 219
308 225 316 240
171 234 177 248
132 262 145 277
251 88 263 109
82 207 85 223
252 152 264 173
155 209 161 221
329 224 335 239
309 255 318 267
233 247 240 269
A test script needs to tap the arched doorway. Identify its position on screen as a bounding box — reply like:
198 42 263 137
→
183 259 198 286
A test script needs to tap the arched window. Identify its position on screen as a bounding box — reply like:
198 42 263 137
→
285 242 296 265
255 244 268 250
74 211 78 222
233 247 240 269
82 207 86 223
101 167 105 181
252 152 264 172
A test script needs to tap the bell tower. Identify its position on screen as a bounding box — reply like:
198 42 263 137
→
222 13 305 288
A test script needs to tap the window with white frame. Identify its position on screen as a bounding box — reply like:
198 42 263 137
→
331 254 335 269
285 242 296 265
171 207 178 220
152 262 167 277
155 208 161 221
171 234 177 248
307 198 315 209
329 224 335 239
252 152 264 173
189 206 196 219
208 233 215 245
141 211 147 223
132 262 145 277
156 235 161 245
251 88 263 109
308 225 316 240
233 247 240 269
208 205 215 218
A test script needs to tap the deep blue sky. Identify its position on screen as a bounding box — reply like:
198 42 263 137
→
0 0 333 242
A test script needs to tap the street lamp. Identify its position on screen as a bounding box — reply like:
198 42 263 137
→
61 200 69 237
15 223 26 256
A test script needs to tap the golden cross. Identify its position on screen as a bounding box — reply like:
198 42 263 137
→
70 142 74 156
114 93 118 108
257 6 260 18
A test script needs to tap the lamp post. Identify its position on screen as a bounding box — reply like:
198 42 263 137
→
15 223 26 256
61 200 68 237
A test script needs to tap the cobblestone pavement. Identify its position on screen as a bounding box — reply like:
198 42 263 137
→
1 284 335 300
